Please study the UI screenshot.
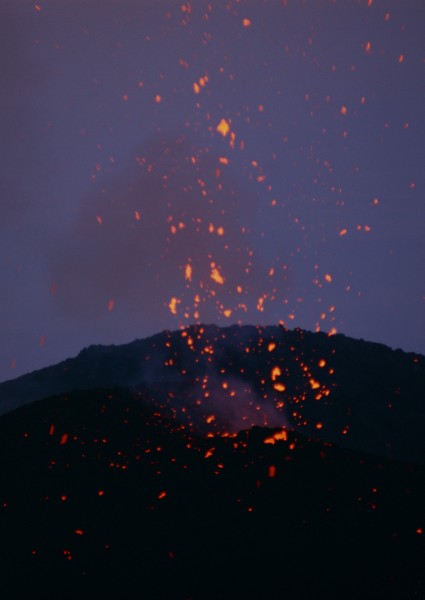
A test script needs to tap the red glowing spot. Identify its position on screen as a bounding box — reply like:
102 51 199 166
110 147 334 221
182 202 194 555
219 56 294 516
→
340 105 348 115
417 528 423 535
39 335 46 347
49 423 55 436
193 82 200 94
273 383 286 392
10 358 17 369
268 342 276 352
155 94 162 103
96 215 103 225
134 210 141 220
324 273 332 283
398 54 405 63
107 299 115 312
61 495 67 502
328 328 337 336
315 422 323 430
318 359 326 368
268 465 277 478
122 94 129 101
60 433 69 446
74 529 84 536
34 4 42 10
242 18 251 27
206 415 216 424
158 491 167 500
364 41 372 54
98 490 105 497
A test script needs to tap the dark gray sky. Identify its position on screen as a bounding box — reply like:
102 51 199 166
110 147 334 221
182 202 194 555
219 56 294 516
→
1 0 424 382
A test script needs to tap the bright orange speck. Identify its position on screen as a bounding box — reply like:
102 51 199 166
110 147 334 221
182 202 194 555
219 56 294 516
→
217 118 230 137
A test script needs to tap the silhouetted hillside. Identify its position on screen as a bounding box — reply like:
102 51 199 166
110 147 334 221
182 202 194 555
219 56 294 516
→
1 325 424 461
0 387 424 599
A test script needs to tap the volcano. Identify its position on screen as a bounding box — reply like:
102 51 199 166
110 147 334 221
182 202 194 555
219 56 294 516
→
0 325 424 598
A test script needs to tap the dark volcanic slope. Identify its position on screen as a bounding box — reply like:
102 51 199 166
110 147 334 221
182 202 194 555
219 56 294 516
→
0 388 424 599
0 324 424 461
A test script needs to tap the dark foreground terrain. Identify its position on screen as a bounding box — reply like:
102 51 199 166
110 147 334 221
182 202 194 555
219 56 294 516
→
0 387 424 599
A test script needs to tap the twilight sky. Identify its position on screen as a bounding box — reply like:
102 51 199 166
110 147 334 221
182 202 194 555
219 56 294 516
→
1 0 424 382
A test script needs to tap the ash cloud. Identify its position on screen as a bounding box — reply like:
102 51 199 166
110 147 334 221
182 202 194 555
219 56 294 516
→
48 134 292 331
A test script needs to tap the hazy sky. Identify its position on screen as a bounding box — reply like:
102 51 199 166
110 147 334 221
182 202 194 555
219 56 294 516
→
1 0 424 382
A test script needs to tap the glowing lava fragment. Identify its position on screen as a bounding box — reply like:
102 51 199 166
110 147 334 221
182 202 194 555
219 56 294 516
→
169 297 180 315
242 18 251 27
185 264 193 282
264 430 288 445
324 274 332 283
210 265 225 285
74 529 84 536
340 105 348 115
339 228 348 236
271 366 281 381
217 119 230 137
60 433 69 446
158 491 167 500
